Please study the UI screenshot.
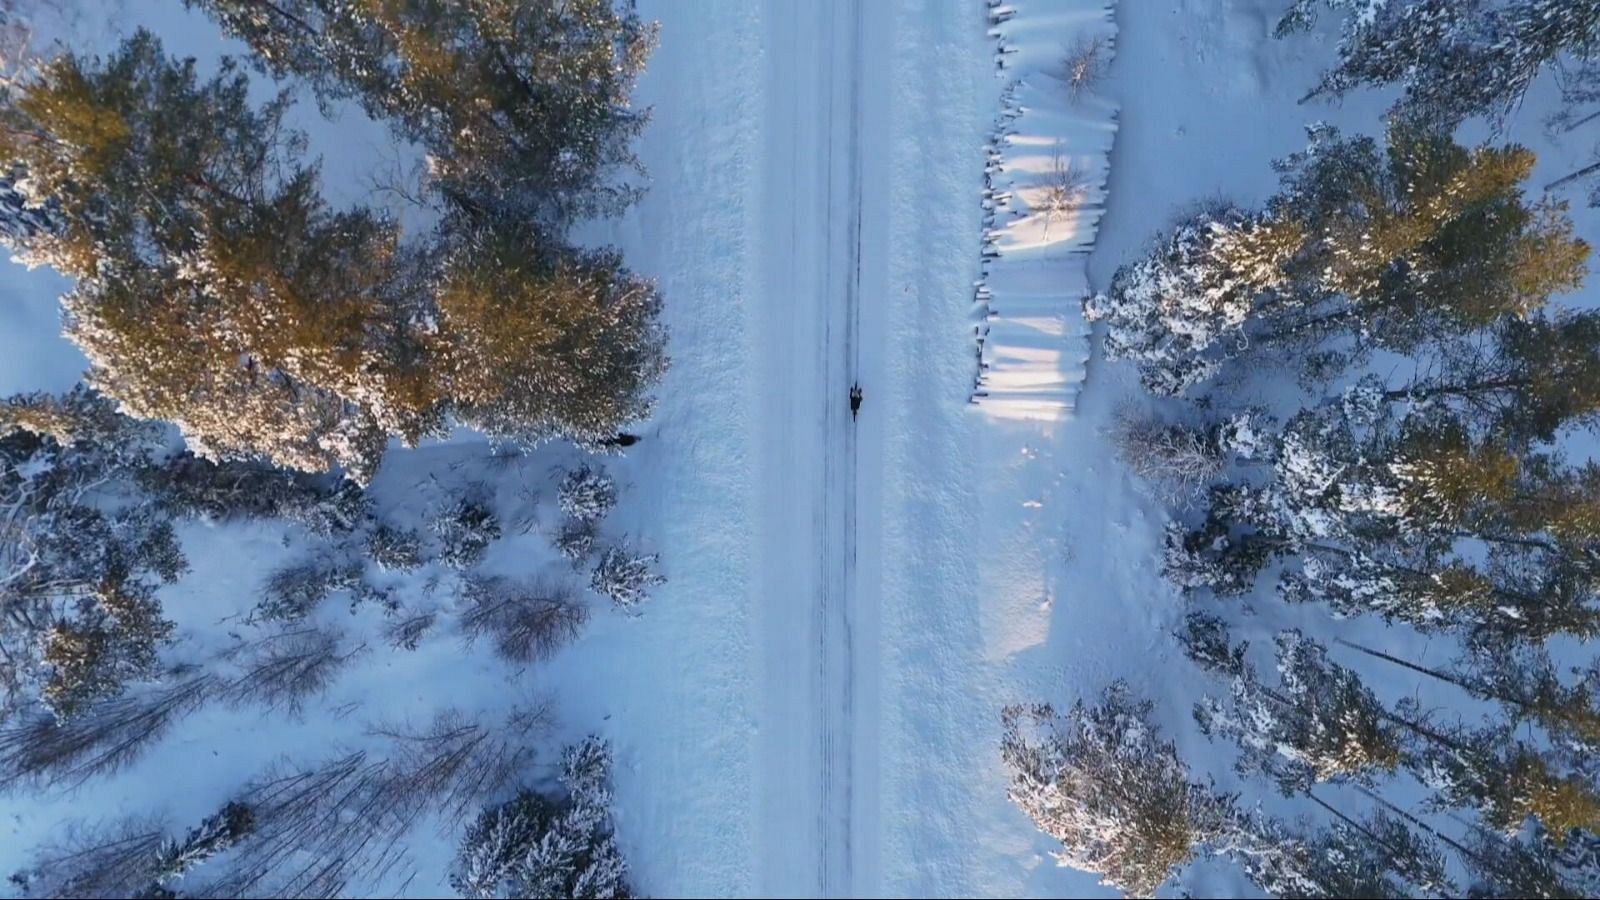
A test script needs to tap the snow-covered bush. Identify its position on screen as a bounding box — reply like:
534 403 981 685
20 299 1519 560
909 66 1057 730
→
451 737 632 900
556 516 599 563
433 492 502 570
558 464 618 523
1110 406 1225 504
1001 683 1235 897
590 546 665 611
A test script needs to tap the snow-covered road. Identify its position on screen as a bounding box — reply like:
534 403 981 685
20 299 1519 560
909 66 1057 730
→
753 0 886 894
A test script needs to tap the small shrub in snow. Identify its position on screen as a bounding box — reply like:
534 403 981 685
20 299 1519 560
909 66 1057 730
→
558 464 618 522
1059 33 1108 100
433 492 502 569
451 737 632 900
1109 406 1224 505
1038 143 1090 239
590 545 664 610
555 516 599 563
253 559 364 624
458 576 588 663
1001 683 1234 897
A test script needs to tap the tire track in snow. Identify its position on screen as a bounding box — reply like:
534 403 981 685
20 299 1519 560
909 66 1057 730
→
818 0 864 892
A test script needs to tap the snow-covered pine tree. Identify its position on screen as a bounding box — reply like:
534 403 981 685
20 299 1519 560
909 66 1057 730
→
433 489 502 570
589 545 665 611
149 801 254 887
40 579 174 719
1001 683 1237 897
1409 724 1600 838
1089 123 1587 395
190 0 658 226
0 32 442 479
1231 805 1454 898
450 736 632 900
367 523 424 572
435 219 667 452
1176 610 1248 678
558 465 619 523
1281 0 1600 128
0 387 183 721
1196 630 1401 794
1085 205 1299 395
0 175 56 242
556 517 599 564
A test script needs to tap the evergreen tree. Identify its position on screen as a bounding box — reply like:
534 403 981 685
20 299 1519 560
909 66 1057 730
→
0 32 440 479
1002 684 1237 898
40 578 175 720
1090 124 1586 395
558 464 618 523
0 387 183 721
1196 630 1401 793
436 220 667 451
1280 0 1600 128
1233 806 1454 898
589 544 663 610
190 0 657 225
1410 724 1600 838
450 737 631 900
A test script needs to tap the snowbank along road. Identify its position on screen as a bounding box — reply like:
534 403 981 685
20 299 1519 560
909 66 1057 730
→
755 0 889 895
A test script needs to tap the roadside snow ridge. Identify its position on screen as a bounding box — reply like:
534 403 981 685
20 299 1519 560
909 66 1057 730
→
973 0 1119 420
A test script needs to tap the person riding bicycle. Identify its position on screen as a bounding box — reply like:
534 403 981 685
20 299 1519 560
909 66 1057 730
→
849 383 863 420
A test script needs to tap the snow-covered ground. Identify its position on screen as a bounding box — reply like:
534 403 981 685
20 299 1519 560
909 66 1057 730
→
7 0 1598 898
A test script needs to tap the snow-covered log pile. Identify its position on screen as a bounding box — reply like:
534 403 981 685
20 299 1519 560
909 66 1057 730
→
973 0 1118 420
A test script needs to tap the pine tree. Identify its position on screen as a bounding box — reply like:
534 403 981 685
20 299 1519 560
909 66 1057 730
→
1089 124 1586 395
1196 630 1401 793
190 0 657 225
1233 805 1454 898
450 736 631 900
1387 311 1600 445
0 387 184 721
0 32 440 479
558 464 618 523
589 545 664 610
436 221 667 450
1410 725 1600 838
1001 683 1237 897
1281 0 1600 128
40 579 175 720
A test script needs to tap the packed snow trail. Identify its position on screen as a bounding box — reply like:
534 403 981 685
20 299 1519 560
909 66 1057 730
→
754 0 886 895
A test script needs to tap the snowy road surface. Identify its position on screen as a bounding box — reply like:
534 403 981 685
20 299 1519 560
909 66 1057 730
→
754 0 886 894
